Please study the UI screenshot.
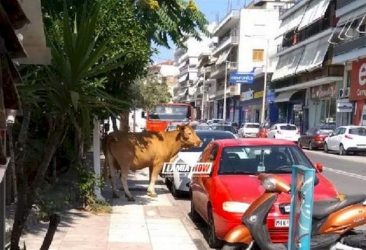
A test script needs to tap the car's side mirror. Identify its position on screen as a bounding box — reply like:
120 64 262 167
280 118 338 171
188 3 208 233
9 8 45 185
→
314 162 323 173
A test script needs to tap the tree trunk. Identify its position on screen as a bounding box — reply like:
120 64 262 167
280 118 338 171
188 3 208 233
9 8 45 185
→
11 114 66 250
7 125 17 202
119 110 129 132
110 116 118 132
40 214 60 250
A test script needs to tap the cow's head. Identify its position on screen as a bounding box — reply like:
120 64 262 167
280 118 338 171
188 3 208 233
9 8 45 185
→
178 124 201 148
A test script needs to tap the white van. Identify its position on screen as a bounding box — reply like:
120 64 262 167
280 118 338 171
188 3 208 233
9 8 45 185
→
129 109 146 132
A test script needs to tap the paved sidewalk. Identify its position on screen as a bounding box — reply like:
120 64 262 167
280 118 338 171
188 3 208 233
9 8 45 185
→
21 169 200 250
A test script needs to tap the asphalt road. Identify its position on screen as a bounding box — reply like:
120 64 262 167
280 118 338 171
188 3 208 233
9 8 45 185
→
173 149 366 249
304 149 366 195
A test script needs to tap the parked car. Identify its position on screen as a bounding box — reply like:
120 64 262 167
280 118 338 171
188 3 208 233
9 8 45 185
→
298 126 335 150
211 124 238 135
267 123 300 142
238 122 260 138
324 126 366 155
190 139 338 248
166 130 236 197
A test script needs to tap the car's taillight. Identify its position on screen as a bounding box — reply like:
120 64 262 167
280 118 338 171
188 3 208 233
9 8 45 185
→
314 135 324 141
345 134 353 139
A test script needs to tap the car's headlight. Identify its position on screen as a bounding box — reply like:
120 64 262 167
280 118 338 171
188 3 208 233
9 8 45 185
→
222 202 250 213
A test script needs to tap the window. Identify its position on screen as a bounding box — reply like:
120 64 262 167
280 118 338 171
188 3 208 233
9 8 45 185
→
252 49 264 62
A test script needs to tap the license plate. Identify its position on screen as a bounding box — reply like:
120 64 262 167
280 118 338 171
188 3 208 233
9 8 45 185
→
275 219 289 228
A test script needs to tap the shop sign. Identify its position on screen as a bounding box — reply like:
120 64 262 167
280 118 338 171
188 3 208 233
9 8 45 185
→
310 84 336 99
230 85 241 96
254 91 263 99
229 72 254 85
336 100 353 113
293 104 303 111
240 89 254 101
350 59 366 101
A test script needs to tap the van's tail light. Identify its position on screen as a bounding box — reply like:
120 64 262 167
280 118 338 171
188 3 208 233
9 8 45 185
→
345 134 353 139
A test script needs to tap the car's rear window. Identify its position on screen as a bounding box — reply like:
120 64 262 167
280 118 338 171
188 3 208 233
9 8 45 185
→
349 127 366 136
317 129 333 135
246 124 260 128
181 132 235 152
280 125 297 130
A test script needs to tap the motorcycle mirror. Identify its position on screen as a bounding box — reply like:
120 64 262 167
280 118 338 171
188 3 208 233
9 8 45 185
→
314 162 323 173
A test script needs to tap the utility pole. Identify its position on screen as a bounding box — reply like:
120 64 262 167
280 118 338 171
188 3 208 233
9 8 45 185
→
260 38 270 125
223 61 229 121
201 68 206 121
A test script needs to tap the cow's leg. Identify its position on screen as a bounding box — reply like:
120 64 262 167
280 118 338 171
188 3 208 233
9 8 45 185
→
120 165 135 202
105 154 120 198
147 163 162 197
149 166 153 183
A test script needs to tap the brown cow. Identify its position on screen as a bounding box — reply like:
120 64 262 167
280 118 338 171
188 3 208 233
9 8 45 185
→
103 124 201 201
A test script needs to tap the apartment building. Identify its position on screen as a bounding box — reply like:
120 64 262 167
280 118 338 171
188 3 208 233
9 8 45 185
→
173 34 212 105
270 0 344 133
208 0 292 124
332 0 366 126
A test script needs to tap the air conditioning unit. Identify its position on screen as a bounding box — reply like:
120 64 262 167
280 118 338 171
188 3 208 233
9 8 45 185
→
344 87 350 98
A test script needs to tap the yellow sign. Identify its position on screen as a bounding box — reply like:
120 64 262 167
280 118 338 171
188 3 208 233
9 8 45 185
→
254 91 263 99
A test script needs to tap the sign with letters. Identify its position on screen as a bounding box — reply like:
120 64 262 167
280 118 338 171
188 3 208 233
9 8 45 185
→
350 59 366 101
229 72 254 85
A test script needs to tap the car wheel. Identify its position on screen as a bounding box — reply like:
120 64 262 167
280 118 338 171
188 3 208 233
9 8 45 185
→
297 140 302 148
324 143 329 153
309 141 313 150
339 144 347 156
171 182 182 198
207 207 223 248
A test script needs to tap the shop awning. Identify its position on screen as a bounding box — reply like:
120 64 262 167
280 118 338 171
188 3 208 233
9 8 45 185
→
216 48 232 65
298 0 331 30
278 6 306 35
178 73 189 83
271 46 305 81
275 90 299 103
296 36 330 74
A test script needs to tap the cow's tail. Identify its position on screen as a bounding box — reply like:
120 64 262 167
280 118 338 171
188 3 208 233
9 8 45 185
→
101 135 111 181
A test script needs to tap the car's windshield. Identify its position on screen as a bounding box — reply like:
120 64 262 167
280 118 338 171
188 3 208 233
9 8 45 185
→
149 105 189 120
280 125 297 130
218 146 313 175
246 124 260 128
349 127 366 136
182 132 235 152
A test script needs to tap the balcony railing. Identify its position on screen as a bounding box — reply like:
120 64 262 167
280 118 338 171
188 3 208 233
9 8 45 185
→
334 35 366 57
212 36 239 56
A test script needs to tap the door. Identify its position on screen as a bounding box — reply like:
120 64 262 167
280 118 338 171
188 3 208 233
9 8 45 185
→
192 143 218 221
328 127 345 150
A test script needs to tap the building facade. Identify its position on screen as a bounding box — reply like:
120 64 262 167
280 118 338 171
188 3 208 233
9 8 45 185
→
270 0 344 133
332 0 366 126
209 0 293 125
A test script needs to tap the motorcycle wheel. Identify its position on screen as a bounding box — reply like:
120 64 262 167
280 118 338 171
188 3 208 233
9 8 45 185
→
221 243 250 250
342 233 366 248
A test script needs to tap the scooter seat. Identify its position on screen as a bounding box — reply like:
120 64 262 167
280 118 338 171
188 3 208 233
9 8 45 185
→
312 194 366 220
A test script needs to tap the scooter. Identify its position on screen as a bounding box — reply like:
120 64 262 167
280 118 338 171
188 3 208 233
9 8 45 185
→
222 174 366 250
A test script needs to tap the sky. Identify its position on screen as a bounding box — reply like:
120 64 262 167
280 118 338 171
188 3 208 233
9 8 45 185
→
152 0 250 63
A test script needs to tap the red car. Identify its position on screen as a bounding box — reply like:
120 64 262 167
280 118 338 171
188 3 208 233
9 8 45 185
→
190 139 338 248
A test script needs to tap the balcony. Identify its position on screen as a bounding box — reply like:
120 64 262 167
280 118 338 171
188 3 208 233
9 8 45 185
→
210 64 238 79
337 0 358 10
213 10 240 37
212 36 239 56
333 35 366 57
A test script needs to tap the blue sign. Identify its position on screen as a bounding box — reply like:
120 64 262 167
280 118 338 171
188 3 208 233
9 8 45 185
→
267 90 275 103
229 72 254 85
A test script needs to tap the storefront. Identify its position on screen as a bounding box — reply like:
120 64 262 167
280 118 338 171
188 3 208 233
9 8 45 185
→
240 88 263 124
350 59 366 126
308 83 337 127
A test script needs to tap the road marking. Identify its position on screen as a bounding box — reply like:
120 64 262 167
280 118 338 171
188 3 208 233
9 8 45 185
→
324 167 366 181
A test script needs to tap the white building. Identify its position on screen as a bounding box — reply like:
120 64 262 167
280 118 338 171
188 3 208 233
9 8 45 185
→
148 61 179 100
173 29 214 104
208 0 293 123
